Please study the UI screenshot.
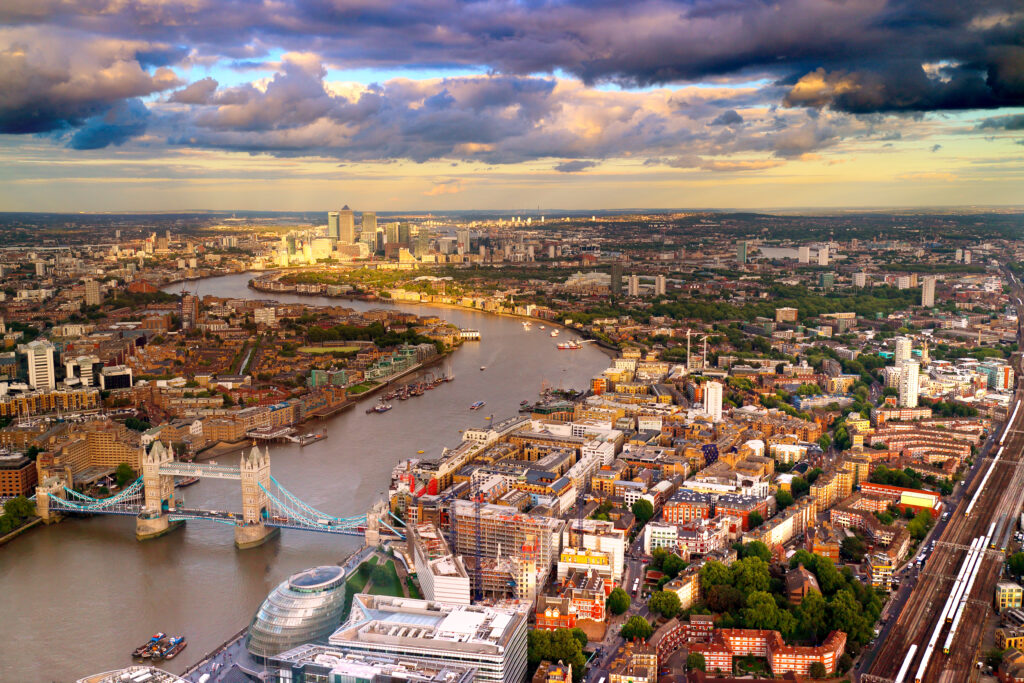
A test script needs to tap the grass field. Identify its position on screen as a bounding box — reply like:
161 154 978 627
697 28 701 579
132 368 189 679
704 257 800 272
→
347 381 379 394
298 346 361 354
370 560 405 598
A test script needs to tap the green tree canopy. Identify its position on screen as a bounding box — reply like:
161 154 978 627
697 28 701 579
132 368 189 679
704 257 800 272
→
738 541 772 563
631 498 655 525
114 463 136 488
730 556 771 594
797 589 829 643
527 629 587 682
648 591 681 619
687 652 706 672
620 615 654 641
608 587 631 615
699 561 732 589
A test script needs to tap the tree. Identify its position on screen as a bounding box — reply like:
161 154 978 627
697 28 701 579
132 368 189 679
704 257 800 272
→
775 489 794 509
527 629 587 682
818 434 832 451
809 662 828 679
908 509 933 541
620 615 653 641
706 584 744 613
570 627 588 650
738 541 772 563
3 496 34 522
829 589 871 644
791 476 810 498
662 553 688 579
748 511 764 529
687 652 706 672
648 591 681 619
608 587 631 615
730 557 771 594
650 546 668 569
699 561 732 589
631 498 654 526
1008 553 1024 577
840 535 867 563
743 591 782 630
114 463 136 488
797 589 829 642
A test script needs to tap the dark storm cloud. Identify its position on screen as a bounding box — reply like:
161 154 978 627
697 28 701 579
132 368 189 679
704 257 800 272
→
0 26 180 134
3 1 1021 110
2 0 1023 159
69 98 149 149
979 114 1024 130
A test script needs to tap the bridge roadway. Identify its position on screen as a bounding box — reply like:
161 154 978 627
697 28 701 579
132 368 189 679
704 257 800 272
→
863 272 1024 683
160 461 242 480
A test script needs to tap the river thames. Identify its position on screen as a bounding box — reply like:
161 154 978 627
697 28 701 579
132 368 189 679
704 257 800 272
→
0 272 610 682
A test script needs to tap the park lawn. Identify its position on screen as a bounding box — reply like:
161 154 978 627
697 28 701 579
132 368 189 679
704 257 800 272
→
370 560 405 598
298 346 361 354
347 381 380 395
346 556 378 594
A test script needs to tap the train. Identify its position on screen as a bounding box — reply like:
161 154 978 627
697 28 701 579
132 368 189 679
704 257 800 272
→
965 397 1019 517
904 522 1001 680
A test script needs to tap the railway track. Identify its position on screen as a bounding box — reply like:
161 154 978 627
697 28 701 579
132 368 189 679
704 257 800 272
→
863 269 1024 683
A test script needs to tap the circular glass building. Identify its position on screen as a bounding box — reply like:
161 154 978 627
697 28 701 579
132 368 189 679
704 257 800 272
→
246 565 348 659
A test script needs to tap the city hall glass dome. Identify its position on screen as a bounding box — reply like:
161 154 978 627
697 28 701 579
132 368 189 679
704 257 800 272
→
246 565 348 659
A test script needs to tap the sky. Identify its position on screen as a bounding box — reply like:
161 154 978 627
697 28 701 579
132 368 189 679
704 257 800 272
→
0 0 1022 212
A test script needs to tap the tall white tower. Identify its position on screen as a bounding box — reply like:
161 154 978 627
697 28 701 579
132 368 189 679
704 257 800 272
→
704 381 723 423
899 362 920 408
894 337 912 367
922 276 936 307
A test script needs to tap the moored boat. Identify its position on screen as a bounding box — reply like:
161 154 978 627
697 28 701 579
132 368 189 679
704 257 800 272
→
132 633 165 658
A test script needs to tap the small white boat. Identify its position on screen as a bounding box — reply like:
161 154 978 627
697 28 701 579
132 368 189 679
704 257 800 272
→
550 330 559 337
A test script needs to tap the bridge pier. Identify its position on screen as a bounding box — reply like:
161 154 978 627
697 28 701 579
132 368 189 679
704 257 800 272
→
235 444 277 549
136 512 184 541
234 523 280 549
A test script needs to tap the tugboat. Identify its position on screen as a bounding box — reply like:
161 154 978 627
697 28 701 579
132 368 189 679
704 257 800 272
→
132 633 165 658
160 636 187 660
152 636 186 661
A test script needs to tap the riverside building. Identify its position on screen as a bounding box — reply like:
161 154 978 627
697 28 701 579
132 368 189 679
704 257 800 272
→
329 595 528 683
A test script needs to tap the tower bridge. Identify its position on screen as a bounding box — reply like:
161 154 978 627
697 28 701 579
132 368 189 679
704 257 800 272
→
36 441 405 549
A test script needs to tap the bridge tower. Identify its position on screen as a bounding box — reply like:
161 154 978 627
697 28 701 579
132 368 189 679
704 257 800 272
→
136 440 183 540
36 477 65 523
235 444 278 549
365 499 388 546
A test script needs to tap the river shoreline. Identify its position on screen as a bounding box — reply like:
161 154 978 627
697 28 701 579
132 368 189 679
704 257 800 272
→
248 272 620 359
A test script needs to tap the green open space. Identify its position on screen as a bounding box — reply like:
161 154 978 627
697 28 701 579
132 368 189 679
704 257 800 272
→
347 381 380 395
298 346 361 354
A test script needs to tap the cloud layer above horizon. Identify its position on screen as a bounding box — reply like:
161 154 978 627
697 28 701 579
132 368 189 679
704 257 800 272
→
1 0 1022 209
